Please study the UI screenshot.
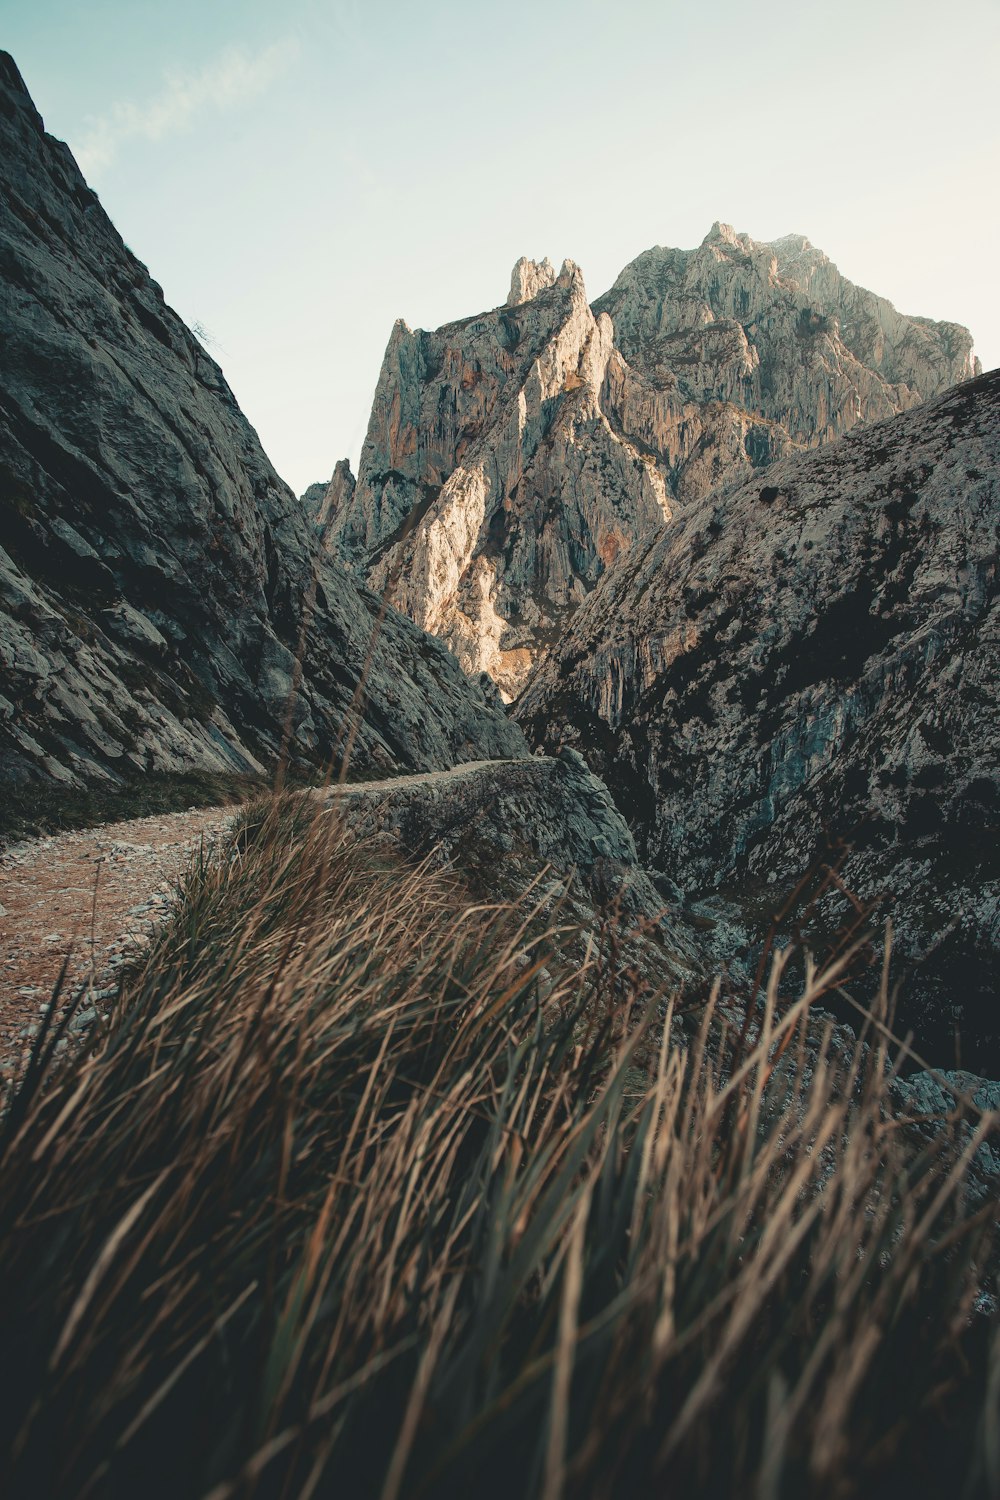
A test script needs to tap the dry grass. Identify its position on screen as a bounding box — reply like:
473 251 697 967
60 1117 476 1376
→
0 792 996 1499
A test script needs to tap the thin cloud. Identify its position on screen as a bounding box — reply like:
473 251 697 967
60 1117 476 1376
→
75 38 299 175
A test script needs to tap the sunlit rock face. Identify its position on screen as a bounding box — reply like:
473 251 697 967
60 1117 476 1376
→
0 53 527 795
320 258 669 699
595 222 981 498
517 369 1000 1067
316 226 977 696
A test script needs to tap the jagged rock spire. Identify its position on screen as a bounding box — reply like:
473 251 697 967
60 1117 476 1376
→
507 256 556 306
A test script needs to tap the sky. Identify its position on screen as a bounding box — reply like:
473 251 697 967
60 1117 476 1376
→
3 0 998 495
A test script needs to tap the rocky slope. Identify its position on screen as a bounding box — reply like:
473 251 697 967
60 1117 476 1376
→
326 749 703 1004
314 227 977 695
329 749 671 913
0 53 526 801
517 370 1000 1068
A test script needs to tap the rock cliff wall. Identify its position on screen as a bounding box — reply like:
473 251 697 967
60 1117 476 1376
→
321 258 668 697
0 54 527 796
595 222 980 497
517 370 1000 1066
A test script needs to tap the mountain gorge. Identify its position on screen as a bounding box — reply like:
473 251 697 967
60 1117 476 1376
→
0 52 525 804
0 45 995 1060
312 223 979 697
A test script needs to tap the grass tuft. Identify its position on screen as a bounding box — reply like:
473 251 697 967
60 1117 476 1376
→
0 792 995 1498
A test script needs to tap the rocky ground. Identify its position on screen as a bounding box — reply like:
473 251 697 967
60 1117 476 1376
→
0 802 236 1088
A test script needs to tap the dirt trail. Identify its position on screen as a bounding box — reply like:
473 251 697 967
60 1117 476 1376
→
0 803 236 1081
0 761 526 1083
319 758 530 799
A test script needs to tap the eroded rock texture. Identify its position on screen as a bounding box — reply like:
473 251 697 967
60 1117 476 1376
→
0 54 526 796
316 226 977 695
327 749 703 981
330 751 659 908
302 458 356 546
517 371 1000 1066
317 258 670 698
596 222 980 501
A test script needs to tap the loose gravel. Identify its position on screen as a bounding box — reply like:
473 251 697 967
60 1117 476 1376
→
0 803 237 1089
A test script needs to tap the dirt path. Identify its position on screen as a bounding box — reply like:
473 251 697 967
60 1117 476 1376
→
320 758 529 799
0 803 237 1083
0 760 527 1085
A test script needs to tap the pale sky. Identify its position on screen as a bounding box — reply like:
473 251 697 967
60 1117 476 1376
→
3 0 998 495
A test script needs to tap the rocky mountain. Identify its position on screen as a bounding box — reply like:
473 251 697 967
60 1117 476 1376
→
0 53 526 803
517 369 1000 1067
317 257 669 698
313 227 978 697
596 222 980 486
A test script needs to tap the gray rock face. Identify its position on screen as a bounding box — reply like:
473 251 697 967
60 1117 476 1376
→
326 750 701 972
517 370 1000 1068
596 223 981 495
890 1070 1000 1199
331 751 644 892
323 259 670 698
301 458 356 543
321 226 976 696
0 54 526 795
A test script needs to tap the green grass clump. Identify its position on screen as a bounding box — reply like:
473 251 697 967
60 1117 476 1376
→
0 794 996 1499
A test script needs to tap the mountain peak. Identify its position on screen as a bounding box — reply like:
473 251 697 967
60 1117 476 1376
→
555 257 585 292
705 220 742 249
319 227 979 704
507 256 556 306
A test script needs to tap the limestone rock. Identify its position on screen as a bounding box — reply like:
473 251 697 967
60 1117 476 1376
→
891 1070 1000 1199
594 222 981 501
326 750 701 971
320 225 976 696
508 256 556 306
0 53 527 798
301 458 356 542
323 259 669 698
517 370 1000 1068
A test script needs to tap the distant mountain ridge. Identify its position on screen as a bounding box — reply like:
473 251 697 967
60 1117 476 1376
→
308 225 979 695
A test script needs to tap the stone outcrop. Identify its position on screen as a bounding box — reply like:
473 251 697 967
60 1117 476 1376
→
0 54 527 797
316 225 977 695
318 259 670 698
517 370 1000 1068
326 750 702 977
302 458 356 544
329 751 652 902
